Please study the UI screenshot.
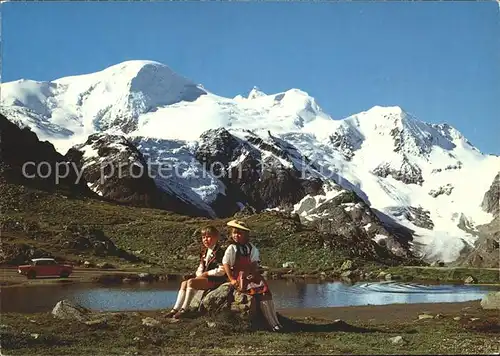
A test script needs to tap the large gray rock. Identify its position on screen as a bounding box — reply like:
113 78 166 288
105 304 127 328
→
200 284 234 312
482 172 500 217
340 260 354 271
51 300 91 322
456 211 499 268
464 275 477 284
187 283 258 320
480 292 500 310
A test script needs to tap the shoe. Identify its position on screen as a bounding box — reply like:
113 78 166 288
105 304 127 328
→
173 308 186 319
272 324 283 332
164 309 178 318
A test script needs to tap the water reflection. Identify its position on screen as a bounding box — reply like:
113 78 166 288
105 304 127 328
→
1 280 498 313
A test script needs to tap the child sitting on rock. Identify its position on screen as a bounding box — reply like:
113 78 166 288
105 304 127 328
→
165 225 227 319
222 219 283 332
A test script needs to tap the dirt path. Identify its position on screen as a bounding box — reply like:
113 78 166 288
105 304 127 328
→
279 300 484 323
0 267 143 287
403 266 499 272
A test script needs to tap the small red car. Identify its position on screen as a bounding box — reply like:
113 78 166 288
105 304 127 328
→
18 258 73 279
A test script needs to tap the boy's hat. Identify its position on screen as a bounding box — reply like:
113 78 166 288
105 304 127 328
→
226 219 251 232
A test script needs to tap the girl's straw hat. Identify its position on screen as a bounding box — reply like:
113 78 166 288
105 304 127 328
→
226 219 251 231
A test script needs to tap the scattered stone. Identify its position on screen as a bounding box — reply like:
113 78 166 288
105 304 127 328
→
282 261 296 268
431 260 445 267
385 273 393 281
168 318 180 324
207 321 217 328
142 317 160 327
389 336 405 345
85 318 108 327
137 273 154 282
453 317 461 321
480 292 500 310
52 300 91 322
418 314 434 320
97 262 115 269
470 318 480 322
133 337 140 342
83 261 92 268
340 260 354 271
435 314 444 319
0 325 10 330
30 333 40 339
377 271 387 279
464 275 477 284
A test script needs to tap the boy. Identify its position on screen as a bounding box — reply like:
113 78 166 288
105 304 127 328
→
165 225 227 319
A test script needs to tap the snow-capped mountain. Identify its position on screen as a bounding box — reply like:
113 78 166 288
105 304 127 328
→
2 60 499 263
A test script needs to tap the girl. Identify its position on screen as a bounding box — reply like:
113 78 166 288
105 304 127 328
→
222 219 283 332
165 225 227 319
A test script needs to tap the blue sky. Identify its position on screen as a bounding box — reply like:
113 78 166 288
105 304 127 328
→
2 1 499 154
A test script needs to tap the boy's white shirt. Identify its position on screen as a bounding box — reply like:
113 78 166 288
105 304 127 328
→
222 243 260 266
195 247 225 277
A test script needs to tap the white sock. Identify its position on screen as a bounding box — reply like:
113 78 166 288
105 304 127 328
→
173 289 186 310
260 300 282 328
181 288 197 310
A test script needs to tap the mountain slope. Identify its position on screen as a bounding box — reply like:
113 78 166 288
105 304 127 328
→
0 113 92 196
2 60 499 263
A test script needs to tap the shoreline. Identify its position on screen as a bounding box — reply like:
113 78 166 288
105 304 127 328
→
1 266 499 288
0 299 487 320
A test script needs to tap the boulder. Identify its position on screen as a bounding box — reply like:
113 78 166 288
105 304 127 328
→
340 260 354 271
431 260 445 267
52 300 91 322
137 273 155 282
187 283 258 322
97 262 115 269
142 317 160 327
464 275 477 284
480 292 500 310
418 314 434 320
389 336 405 345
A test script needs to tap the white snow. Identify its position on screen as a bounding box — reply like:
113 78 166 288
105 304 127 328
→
2 59 499 262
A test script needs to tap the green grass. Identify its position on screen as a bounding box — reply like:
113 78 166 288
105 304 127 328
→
0 183 406 275
1 309 499 355
2 183 497 284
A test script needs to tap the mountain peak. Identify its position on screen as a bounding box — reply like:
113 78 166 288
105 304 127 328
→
364 105 407 117
248 86 266 99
